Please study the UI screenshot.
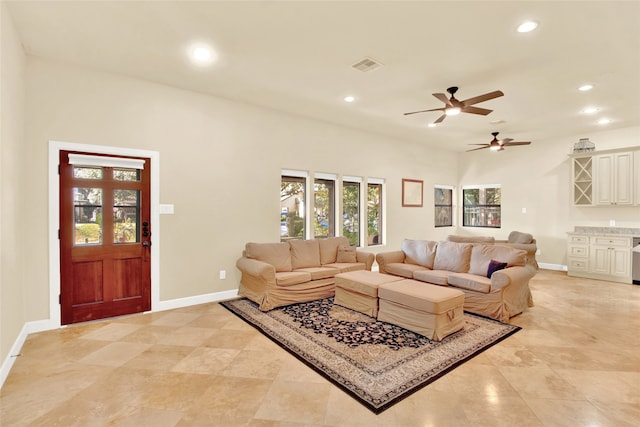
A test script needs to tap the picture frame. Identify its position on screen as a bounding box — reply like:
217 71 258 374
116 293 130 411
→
402 178 423 207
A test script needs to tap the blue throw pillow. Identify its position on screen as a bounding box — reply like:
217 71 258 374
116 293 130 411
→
487 260 508 278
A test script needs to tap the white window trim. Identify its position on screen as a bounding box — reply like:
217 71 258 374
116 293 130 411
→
461 184 502 190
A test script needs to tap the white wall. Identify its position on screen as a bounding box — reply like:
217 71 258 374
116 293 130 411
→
458 126 640 265
23 58 458 321
1 3 27 373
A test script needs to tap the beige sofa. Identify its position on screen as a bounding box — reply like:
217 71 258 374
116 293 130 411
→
446 231 539 269
376 239 536 322
236 236 374 311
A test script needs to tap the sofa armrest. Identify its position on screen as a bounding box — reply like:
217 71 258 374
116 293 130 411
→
375 251 406 274
236 257 276 281
356 250 375 271
490 266 535 292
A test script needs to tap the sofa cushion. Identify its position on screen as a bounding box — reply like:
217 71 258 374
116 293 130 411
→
413 269 450 286
487 260 508 278
446 235 495 244
468 244 527 276
289 239 321 269
447 273 492 293
337 245 357 263
323 262 366 273
294 266 338 280
378 279 465 314
508 231 534 244
319 236 349 265
384 262 428 278
275 271 312 287
433 241 472 273
401 239 438 268
245 242 292 272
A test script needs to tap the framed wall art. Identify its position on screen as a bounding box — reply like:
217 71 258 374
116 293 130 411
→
402 179 423 207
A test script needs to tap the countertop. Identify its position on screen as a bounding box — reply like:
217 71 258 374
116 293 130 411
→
568 226 640 237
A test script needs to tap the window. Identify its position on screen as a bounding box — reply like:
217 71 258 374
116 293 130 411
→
313 176 335 238
342 177 361 246
367 180 383 245
281 173 306 240
462 185 501 228
434 185 453 227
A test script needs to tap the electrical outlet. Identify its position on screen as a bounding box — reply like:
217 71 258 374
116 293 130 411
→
219 270 226 280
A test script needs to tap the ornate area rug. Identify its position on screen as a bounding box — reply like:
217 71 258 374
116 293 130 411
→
221 297 520 414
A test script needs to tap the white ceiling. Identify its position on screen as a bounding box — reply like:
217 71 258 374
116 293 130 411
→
6 1 640 152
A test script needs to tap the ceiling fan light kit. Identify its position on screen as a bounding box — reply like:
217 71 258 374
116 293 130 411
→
467 132 532 152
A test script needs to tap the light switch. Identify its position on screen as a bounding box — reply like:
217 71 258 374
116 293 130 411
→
159 204 174 214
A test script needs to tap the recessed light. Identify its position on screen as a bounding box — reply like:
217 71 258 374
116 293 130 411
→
578 84 594 92
597 118 611 125
517 21 538 33
344 96 355 103
582 107 599 114
189 44 217 65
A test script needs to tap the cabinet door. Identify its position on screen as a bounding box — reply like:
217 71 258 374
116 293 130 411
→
595 154 613 205
595 153 633 205
610 247 631 277
614 152 633 205
589 246 611 274
635 151 640 205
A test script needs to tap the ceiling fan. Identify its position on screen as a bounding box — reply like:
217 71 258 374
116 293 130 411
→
404 86 504 124
467 132 532 152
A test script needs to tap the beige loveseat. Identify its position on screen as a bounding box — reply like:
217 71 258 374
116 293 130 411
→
236 236 374 311
376 239 536 322
446 230 539 269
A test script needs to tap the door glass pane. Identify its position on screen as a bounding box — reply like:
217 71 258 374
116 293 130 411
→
114 190 140 243
73 167 103 179
114 168 141 181
73 188 102 245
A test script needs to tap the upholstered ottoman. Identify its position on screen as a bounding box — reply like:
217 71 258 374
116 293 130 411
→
334 271 404 317
377 279 465 341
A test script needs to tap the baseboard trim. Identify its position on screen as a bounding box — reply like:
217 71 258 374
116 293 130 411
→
1 289 239 389
539 263 566 271
154 289 239 312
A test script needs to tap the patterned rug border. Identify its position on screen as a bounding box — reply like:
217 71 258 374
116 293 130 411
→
221 297 521 414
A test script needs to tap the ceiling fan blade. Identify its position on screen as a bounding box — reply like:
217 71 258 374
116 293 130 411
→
462 106 492 115
404 107 445 115
461 90 504 106
502 141 531 146
432 93 451 106
434 113 447 124
466 145 490 152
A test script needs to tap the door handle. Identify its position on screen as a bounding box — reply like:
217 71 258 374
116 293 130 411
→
142 241 151 247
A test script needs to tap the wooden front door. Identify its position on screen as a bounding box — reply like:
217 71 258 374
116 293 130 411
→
59 151 151 325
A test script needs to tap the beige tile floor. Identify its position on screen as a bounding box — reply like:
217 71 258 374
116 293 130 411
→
1 270 639 426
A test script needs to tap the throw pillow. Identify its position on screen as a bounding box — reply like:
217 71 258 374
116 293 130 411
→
486 259 508 278
336 245 357 263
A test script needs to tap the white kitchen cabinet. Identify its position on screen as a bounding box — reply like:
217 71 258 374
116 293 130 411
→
594 152 633 205
567 234 632 284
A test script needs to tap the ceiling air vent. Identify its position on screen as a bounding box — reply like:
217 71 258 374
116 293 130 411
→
352 57 383 72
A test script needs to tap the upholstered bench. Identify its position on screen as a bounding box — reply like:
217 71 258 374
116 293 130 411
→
334 271 404 317
377 279 465 341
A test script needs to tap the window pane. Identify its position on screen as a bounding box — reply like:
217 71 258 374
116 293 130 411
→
434 187 452 227
463 187 501 228
73 167 103 179
281 176 305 241
367 184 382 245
73 187 102 245
342 181 360 246
314 179 335 238
114 190 140 243
114 168 141 181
